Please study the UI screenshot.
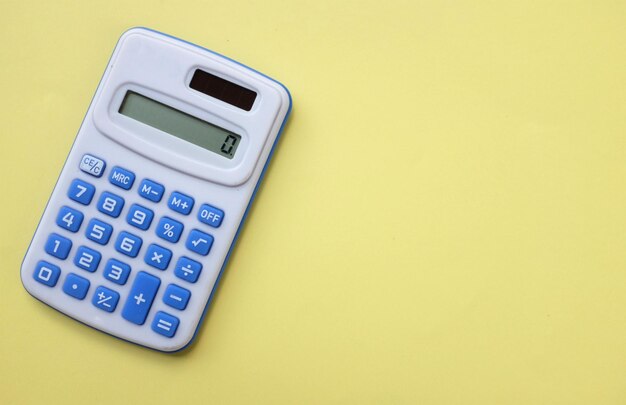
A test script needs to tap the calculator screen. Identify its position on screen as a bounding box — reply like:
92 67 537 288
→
118 91 241 159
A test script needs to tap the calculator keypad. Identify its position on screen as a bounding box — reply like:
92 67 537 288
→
33 154 225 339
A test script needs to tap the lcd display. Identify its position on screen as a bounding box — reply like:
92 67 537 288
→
118 91 241 159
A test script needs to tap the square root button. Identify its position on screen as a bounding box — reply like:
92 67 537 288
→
185 229 214 256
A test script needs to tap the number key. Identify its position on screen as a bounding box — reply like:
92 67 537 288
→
67 179 95 205
56 206 84 232
44 233 72 260
126 204 154 230
103 259 131 285
115 231 142 258
85 218 113 245
33 261 61 287
97 192 124 218
74 246 102 273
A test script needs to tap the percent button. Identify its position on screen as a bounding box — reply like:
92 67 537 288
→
156 216 184 243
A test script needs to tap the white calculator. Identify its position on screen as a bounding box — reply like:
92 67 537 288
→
21 28 291 352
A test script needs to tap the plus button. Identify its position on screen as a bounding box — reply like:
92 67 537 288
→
134 293 146 305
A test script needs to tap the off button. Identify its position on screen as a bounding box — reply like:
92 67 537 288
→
79 154 106 178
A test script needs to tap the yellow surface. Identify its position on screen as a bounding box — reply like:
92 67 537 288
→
1 1 625 403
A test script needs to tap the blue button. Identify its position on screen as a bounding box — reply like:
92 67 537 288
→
138 179 164 202
174 256 203 284
185 229 214 256
163 284 191 310
44 233 72 260
97 191 125 218
155 216 184 243
151 311 179 338
122 271 161 325
126 204 154 230
62 273 90 300
144 244 172 270
168 192 194 215
85 218 113 245
114 231 142 258
109 166 135 190
92 286 120 312
33 261 61 287
198 204 224 228
56 206 84 233
73 246 102 273
103 258 131 285
67 179 95 205
79 154 106 177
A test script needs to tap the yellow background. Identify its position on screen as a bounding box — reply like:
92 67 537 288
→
1 1 625 403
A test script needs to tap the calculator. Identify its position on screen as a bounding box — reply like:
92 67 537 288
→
20 28 291 352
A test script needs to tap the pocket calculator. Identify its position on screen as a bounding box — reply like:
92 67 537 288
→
21 28 291 352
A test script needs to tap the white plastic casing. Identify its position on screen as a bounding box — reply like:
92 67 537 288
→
21 28 291 352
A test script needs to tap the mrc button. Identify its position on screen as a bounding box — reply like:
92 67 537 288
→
198 204 224 228
109 166 135 190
